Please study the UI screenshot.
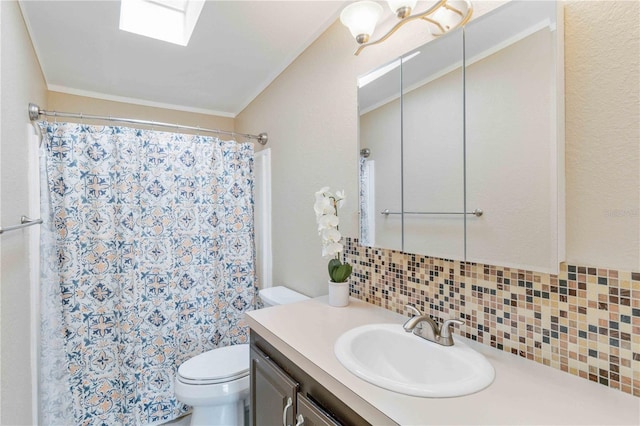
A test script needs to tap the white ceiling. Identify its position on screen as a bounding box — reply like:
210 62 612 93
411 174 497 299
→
20 1 347 117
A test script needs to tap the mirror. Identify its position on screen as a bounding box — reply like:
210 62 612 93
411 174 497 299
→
401 29 465 260
464 1 563 272
358 1 564 273
358 53 404 251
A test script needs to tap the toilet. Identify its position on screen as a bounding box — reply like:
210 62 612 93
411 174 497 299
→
174 286 309 426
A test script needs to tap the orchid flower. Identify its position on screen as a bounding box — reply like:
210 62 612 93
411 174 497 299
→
313 187 353 283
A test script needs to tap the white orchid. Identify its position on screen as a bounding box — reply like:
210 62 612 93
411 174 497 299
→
313 187 353 283
314 196 334 218
317 214 339 233
314 187 336 218
321 227 341 243
322 242 343 257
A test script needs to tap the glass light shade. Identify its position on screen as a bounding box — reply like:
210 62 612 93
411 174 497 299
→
427 0 470 35
387 0 417 15
340 1 384 41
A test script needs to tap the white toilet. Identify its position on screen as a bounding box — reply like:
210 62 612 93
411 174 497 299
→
174 286 309 426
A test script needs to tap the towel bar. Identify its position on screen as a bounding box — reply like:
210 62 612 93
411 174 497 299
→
381 209 483 217
0 216 43 235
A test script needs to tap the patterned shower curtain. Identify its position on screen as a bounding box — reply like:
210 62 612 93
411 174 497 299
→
38 122 258 425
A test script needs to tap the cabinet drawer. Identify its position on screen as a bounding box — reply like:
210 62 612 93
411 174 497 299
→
295 393 341 426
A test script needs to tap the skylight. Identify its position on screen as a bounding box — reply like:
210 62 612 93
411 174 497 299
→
119 0 205 46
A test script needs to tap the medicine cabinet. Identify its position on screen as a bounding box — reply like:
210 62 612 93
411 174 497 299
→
358 1 565 273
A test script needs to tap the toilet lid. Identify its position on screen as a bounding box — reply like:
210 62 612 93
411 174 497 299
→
178 344 249 383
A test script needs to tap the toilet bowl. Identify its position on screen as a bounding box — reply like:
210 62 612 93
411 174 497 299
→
175 344 250 426
174 286 309 426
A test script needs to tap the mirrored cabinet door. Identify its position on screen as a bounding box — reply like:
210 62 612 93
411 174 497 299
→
464 1 564 273
401 29 465 259
358 58 403 251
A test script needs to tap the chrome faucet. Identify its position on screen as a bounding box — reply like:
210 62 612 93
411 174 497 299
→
403 304 465 346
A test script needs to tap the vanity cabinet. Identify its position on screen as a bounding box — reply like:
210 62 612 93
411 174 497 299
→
296 393 340 426
251 344 298 425
250 331 368 426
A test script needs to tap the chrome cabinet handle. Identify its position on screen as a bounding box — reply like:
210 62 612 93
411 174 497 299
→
283 397 293 426
295 414 305 426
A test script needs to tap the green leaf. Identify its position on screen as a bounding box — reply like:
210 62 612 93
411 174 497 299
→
328 258 341 278
329 262 352 283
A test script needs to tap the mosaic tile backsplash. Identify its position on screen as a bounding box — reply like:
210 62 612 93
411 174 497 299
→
343 237 640 397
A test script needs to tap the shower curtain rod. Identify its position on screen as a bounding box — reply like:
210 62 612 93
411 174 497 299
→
28 103 268 145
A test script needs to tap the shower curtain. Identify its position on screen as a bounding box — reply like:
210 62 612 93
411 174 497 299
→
359 157 375 246
38 122 258 425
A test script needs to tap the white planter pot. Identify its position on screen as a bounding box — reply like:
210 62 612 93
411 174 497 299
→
328 280 350 307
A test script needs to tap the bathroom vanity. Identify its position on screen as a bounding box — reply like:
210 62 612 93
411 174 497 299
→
246 297 640 425
251 333 367 425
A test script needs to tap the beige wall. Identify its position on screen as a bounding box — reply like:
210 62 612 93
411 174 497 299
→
564 0 639 270
47 91 235 136
0 1 47 424
237 0 639 298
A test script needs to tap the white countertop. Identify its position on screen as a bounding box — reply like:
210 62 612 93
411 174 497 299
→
246 297 640 426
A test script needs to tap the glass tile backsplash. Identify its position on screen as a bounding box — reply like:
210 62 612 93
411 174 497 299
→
343 237 640 397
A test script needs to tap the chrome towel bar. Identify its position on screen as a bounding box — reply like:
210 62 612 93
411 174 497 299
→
0 216 43 235
381 209 483 217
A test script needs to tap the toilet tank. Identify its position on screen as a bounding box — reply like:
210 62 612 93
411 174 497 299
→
259 286 309 307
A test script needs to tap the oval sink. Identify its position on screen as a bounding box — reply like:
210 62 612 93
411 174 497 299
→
334 323 495 397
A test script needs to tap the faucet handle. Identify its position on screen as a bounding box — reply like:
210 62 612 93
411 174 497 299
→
405 304 422 317
440 318 465 338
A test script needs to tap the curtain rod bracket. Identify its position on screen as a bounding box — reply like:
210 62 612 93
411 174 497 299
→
257 132 268 145
28 103 41 120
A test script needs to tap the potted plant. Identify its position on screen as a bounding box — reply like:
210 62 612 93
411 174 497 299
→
314 187 352 307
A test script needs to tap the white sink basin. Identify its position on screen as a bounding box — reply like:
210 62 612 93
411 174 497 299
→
334 323 495 397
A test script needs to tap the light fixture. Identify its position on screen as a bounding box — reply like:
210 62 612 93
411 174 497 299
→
119 0 205 46
340 1 384 44
387 0 417 18
340 0 473 55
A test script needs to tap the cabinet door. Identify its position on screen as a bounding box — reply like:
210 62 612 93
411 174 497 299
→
251 346 298 426
294 393 341 426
